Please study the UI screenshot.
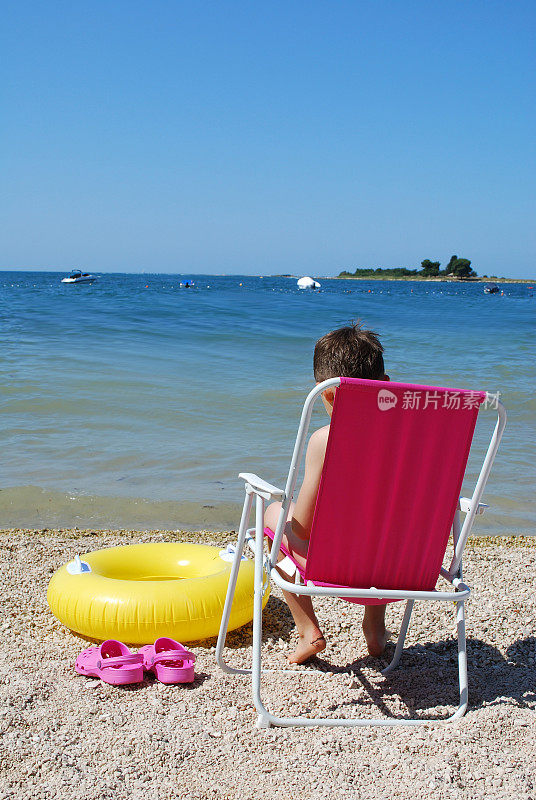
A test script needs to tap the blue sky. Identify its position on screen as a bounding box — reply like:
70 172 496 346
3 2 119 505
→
2 1 535 277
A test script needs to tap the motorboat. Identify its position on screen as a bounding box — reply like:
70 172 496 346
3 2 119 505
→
483 283 500 294
61 270 97 284
297 276 321 289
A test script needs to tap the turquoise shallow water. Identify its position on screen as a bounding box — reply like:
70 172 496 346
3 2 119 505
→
1 271 534 534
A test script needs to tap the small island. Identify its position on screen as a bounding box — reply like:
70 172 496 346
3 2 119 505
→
337 256 533 283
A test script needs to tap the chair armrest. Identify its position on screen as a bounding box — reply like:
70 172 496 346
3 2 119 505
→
459 497 489 515
238 473 285 501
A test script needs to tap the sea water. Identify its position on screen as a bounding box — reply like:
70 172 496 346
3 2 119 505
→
1 271 534 535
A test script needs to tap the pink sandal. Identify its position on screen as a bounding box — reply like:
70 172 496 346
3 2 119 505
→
139 638 196 684
75 640 144 685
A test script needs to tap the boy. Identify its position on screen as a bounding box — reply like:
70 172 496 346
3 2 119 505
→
264 322 390 664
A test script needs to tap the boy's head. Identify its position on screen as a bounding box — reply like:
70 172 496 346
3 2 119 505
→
313 322 386 382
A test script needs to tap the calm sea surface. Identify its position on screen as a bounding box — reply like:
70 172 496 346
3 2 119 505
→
1 271 534 535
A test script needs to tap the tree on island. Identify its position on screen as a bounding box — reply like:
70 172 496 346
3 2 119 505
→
444 255 476 278
420 259 440 276
445 255 458 274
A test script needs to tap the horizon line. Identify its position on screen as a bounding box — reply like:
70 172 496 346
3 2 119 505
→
1 267 534 282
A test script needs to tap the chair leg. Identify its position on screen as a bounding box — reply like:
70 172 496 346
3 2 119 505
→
382 599 414 676
449 599 468 720
250 495 273 728
216 492 253 675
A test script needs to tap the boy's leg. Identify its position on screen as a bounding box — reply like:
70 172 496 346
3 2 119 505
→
264 502 326 664
266 503 389 659
362 603 389 657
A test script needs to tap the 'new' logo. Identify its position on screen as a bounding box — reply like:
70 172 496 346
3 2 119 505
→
377 389 398 410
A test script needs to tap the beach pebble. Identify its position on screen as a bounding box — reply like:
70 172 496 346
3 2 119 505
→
205 728 223 738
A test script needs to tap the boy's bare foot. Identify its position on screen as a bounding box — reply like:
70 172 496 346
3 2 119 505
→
362 620 390 657
288 634 326 664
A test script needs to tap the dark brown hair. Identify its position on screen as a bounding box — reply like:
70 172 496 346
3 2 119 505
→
313 322 385 381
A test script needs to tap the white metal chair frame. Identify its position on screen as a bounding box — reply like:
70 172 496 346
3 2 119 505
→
216 378 507 728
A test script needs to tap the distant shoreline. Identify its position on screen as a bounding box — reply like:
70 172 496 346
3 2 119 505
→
3 269 535 283
326 275 535 284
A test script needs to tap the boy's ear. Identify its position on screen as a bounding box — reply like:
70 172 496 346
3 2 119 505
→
322 387 336 404
383 374 390 382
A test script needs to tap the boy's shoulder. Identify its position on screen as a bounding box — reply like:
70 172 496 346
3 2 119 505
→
310 424 330 443
308 424 330 460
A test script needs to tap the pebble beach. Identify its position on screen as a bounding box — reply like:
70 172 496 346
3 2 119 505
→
1 528 535 800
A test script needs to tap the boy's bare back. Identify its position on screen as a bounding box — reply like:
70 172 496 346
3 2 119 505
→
291 424 330 540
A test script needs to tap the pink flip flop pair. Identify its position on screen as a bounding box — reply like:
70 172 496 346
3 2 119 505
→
75 638 196 686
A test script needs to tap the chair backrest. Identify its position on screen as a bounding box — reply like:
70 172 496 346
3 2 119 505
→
304 378 485 591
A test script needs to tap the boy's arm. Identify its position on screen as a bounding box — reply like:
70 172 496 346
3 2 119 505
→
291 426 329 540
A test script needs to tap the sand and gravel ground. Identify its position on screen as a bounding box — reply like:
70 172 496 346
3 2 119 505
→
0 528 535 800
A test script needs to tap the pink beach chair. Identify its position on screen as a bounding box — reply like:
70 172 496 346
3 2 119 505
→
216 378 506 728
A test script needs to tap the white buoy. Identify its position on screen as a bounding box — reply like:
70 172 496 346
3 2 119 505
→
297 276 321 289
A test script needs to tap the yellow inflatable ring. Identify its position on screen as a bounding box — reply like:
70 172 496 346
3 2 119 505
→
47 542 269 644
